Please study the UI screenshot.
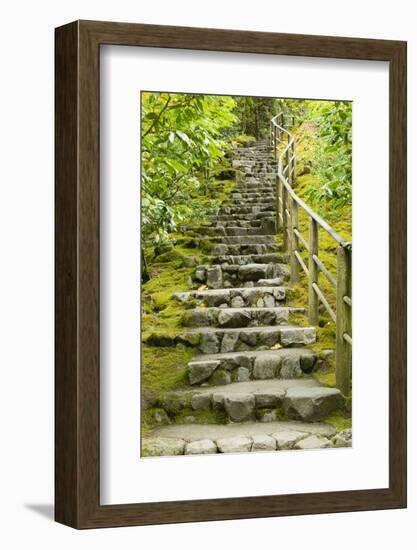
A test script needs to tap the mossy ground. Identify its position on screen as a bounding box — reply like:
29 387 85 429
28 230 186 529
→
323 410 352 432
141 175 236 434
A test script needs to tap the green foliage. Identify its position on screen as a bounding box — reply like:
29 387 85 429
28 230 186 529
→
233 97 278 139
286 101 352 205
307 101 352 204
141 92 237 246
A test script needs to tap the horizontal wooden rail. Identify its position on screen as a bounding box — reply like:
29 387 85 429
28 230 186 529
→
294 250 309 278
343 296 352 307
312 282 337 323
343 333 352 346
270 112 352 395
294 228 308 250
313 254 336 287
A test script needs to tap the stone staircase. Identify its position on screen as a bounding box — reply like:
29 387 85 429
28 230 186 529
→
143 140 351 457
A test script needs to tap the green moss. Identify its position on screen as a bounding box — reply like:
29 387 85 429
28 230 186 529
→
313 369 336 388
199 239 215 254
324 410 352 432
141 346 194 397
142 408 170 437
275 406 287 421
232 134 256 146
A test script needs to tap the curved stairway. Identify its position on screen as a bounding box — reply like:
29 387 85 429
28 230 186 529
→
143 140 351 457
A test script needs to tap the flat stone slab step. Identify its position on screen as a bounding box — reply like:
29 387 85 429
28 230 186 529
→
187 348 317 385
233 185 276 191
192 262 289 288
190 224 275 237
143 422 349 456
231 191 276 198
183 306 304 328
208 253 287 265
208 211 276 222
211 242 279 256
229 197 276 206
218 204 275 215
174 286 287 307
146 419 336 443
157 379 343 424
203 235 277 245
176 325 316 354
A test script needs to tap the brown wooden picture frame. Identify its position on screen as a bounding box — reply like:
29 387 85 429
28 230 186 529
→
55 20 407 529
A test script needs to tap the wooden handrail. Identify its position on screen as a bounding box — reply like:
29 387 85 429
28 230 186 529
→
270 112 352 395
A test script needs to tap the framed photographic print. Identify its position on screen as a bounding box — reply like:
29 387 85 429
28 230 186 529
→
55 20 407 528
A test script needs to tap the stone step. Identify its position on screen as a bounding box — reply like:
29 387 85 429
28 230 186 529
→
208 211 275 222
211 242 279 256
174 285 287 308
193 262 289 288
189 222 275 237
238 170 275 175
176 325 317 354
208 253 287 265
187 348 317 385
233 186 276 192
156 378 344 424
218 205 275 215
203 235 276 245
231 192 276 199
183 306 304 329
228 200 276 208
143 420 342 456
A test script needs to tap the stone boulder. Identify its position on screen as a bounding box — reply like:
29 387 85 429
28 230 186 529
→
188 360 219 385
280 327 316 346
224 393 255 421
253 355 281 379
218 309 251 328
236 366 251 382
332 428 352 448
191 393 212 411
221 332 239 353
185 439 218 455
284 386 344 421
206 265 223 289
280 355 303 378
251 435 276 451
182 309 217 328
231 295 245 308
238 264 269 282
216 436 253 453
253 390 285 408
210 369 232 386
294 435 332 450
256 277 283 287
272 430 306 450
142 437 185 457
199 333 220 354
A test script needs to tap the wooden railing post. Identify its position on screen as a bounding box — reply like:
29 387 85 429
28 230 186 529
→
286 146 291 185
336 245 352 395
274 126 277 160
276 177 281 231
290 199 299 282
291 140 296 186
308 217 319 325
282 184 288 252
